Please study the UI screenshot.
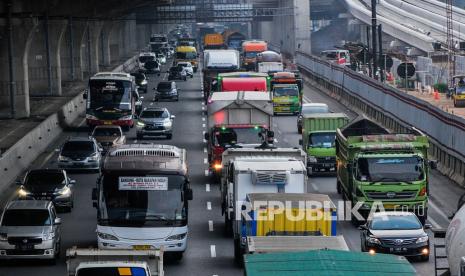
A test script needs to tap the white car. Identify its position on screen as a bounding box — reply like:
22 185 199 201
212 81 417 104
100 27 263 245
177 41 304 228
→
156 53 166 65
177 62 194 78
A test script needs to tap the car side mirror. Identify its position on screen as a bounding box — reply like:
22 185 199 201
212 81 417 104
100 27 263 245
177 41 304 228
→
185 188 193 200
171 115 176 119
204 133 209 141
153 87 156 90
54 218 62 225
98 147 103 152
15 179 22 185
140 96 144 99
429 160 438 170
82 92 87 99
158 73 161 76
92 188 98 201
69 179 76 185
358 225 368 230
424 223 432 229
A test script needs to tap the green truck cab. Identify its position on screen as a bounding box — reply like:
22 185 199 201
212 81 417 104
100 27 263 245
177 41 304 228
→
336 117 436 224
300 113 349 175
272 84 301 114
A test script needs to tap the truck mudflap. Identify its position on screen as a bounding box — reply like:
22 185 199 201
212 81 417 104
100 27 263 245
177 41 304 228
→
66 247 164 276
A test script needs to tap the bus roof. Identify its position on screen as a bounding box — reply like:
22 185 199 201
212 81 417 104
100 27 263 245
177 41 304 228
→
103 144 187 174
91 72 134 81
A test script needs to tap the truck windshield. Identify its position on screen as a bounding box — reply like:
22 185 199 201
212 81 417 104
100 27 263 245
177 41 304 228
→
99 174 186 227
274 87 298 97
89 80 132 111
214 127 264 147
139 56 154 63
308 132 335 148
457 85 465 94
76 267 147 276
245 52 259 58
2 210 51 226
356 156 424 183
176 52 197 59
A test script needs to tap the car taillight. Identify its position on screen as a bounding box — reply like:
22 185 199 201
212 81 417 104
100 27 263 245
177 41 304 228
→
213 146 224 156
419 187 427 196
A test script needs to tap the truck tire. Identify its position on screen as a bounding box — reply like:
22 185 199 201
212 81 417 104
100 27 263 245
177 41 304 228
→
172 252 183 261
337 181 342 194
234 238 243 267
224 214 233 237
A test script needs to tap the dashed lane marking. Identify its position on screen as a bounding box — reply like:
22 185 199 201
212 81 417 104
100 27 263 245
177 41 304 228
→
202 106 206 111
204 158 208 164
428 217 441 229
207 202 212 210
206 184 210 192
204 147 207 153
210 245 216 258
205 170 209 177
429 200 451 223
202 117 206 121
209 220 214 231
202 123 206 128
311 182 319 192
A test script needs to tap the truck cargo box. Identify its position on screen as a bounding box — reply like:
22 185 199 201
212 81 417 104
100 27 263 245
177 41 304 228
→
246 235 349 254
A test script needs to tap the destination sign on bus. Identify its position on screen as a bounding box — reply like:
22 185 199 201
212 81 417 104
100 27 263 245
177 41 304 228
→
118 176 168 191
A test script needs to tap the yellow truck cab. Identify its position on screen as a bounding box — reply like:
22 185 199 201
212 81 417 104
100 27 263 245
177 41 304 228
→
175 46 198 72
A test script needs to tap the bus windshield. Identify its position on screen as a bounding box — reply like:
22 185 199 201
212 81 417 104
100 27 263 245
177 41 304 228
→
99 174 186 227
176 52 197 60
89 80 132 111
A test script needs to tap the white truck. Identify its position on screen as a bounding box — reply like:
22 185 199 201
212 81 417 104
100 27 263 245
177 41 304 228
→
202 49 240 100
219 148 307 258
258 62 284 74
66 248 164 276
204 91 274 180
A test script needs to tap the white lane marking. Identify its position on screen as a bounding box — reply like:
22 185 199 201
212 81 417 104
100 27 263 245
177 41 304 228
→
209 220 214 231
210 245 216 258
134 140 138 143
205 170 209 176
202 117 206 121
40 150 58 167
202 123 206 128
204 147 207 153
303 95 312 103
204 158 208 164
429 200 451 222
202 102 205 106
163 73 167 80
206 183 210 192
277 129 282 134
150 102 154 106
203 131 207 143
428 217 441 229
311 182 319 192
202 106 206 111
207 202 212 210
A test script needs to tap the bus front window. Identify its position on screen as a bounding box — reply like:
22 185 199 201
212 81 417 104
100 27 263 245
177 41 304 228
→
89 80 132 111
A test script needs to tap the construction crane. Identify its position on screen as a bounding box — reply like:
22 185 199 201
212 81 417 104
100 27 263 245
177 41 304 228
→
446 0 455 86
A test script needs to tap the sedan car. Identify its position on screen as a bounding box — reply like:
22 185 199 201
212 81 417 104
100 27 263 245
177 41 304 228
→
91 125 126 152
154 81 179 101
297 103 329 134
136 107 175 139
57 137 102 172
17 169 75 212
177 62 194 78
130 72 148 93
156 53 167 64
167 66 187 81
359 211 431 261
0 200 61 263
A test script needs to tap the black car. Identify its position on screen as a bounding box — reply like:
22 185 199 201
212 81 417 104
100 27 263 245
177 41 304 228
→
17 169 75 212
131 72 148 93
359 211 431 261
167 66 187 81
154 81 179 101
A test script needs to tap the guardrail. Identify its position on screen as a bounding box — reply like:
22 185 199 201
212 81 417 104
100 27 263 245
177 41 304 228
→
296 51 465 186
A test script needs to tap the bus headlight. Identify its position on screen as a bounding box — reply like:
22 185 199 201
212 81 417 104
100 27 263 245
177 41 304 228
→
165 233 187 241
97 232 119 241
119 115 132 121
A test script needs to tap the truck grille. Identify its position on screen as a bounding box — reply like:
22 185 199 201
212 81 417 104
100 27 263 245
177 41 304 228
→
380 237 417 246
254 172 287 185
366 191 417 200
8 237 42 246
316 156 336 164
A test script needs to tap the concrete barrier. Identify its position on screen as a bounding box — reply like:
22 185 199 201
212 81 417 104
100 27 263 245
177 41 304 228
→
296 51 465 187
0 55 138 195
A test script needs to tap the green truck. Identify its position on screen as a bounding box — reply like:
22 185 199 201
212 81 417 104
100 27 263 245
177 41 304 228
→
300 113 349 175
336 116 436 224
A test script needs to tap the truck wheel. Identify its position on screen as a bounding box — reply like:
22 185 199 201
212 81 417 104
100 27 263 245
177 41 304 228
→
298 127 302 134
419 254 430 262
234 238 244 267
137 133 143 140
224 215 233 237
172 252 183 261
337 181 342 194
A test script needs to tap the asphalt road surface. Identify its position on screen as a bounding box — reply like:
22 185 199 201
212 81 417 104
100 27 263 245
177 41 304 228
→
0 58 462 276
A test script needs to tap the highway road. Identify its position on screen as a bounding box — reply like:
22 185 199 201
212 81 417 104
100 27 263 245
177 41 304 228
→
0 57 463 276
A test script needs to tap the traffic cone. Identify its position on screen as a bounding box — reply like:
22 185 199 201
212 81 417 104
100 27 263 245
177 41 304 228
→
434 89 440 100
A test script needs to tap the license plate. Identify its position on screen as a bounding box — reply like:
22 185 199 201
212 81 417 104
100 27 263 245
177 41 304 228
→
133 245 152 250
103 121 112 125
39 197 51 200
383 204 400 209
17 244 33 251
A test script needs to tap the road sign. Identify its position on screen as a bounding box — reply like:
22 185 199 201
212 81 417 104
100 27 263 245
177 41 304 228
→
397 63 415 79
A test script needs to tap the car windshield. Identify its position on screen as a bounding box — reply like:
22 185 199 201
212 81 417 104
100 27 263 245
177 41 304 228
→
309 132 336 148
76 267 147 276
274 87 299 97
370 214 422 230
140 110 168 118
214 127 264 147
157 82 172 91
176 52 197 59
93 128 121 137
2 209 51 226
100 174 186 227
62 141 95 153
356 156 425 182
139 56 154 63
301 105 329 114
24 172 65 189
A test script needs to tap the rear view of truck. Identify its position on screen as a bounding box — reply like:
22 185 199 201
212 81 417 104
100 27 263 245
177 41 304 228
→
336 116 435 224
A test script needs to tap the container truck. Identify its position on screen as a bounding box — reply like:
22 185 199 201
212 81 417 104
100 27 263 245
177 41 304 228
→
300 113 349 175
66 247 164 276
214 72 271 93
204 91 274 180
336 116 436 224
242 40 268 71
234 193 337 263
202 49 240 101
203 33 225 49
245 235 349 254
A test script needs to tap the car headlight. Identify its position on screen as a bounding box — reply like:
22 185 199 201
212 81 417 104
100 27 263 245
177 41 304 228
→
308 156 317 163
86 114 98 120
97 232 119 241
18 188 30 197
165 233 187 241
416 235 429 243
163 121 172 127
141 80 148 85
88 153 99 161
58 155 70 162
367 237 381 245
119 115 132 120
0 233 7 241
44 232 55 241
137 121 146 127
54 186 71 197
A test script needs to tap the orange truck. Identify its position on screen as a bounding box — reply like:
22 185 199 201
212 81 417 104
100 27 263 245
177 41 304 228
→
203 33 225 50
242 40 268 71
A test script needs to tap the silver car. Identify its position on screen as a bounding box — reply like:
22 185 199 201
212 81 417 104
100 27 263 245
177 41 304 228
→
136 107 175 139
57 137 102 172
0 200 61 263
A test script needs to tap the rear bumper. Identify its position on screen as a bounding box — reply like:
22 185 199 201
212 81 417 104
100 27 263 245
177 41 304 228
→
86 119 134 127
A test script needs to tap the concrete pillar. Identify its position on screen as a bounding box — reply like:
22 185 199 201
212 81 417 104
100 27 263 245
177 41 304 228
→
100 22 114 67
88 21 104 74
293 0 311 55
109 22 123 63
136 24 150 51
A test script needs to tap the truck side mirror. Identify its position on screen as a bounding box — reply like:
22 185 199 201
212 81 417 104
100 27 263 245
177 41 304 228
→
267 131 275 138
82 92 87 99
299 139 303 146
429 160 437 170
185 188 193 200
92 188 98 201
204 133 209 141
